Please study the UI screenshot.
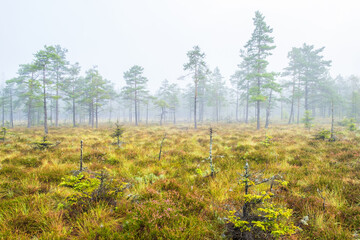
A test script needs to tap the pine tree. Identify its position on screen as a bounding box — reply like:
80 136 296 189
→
14 63 42 128
209 67 226 122
183 46 208 129
231 51 252 123
283 47 302 124
123 65 148 126
84 67 112 128
62 63 81 127
50 45 69 127
34 45 60 134
244 11 276 130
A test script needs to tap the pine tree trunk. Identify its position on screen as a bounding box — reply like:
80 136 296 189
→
256 72 260 130
235 90 239 122
288 79 296 124
265 89 273 128
55 73 59 127
134 81 138 126
330 100 334 140
43 67 48 134
72 97 76 127
1 91 4 127
88 102 92 126
9 88 13 128
91 100 94 128
305 79 309 111
194 82 197 129
96 100 98 128
173 108 176 124
146 103 148 125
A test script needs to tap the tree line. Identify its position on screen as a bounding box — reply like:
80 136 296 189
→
1 11 359 132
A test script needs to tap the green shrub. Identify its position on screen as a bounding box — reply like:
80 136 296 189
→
227 163 298 239
59 170 128 214
314 130 331 140
31 136 60 150
260 134 273 147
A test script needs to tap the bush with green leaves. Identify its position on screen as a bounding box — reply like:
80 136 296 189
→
314 129 331 140
348 118 356 131
338 117 350 126
302 110 314 130
261 134 273 147
31 136 60 150
338 117 356 131
227 163 298 239
59 170 128 214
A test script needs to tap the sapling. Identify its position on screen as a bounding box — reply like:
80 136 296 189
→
80 140 83 171
0 127 6 142
261 132 273 147
227 162 298 239
302 110 314 131
348 118 356 131
209 128 215 177
158 133 166 161
111 122 125 148
31 135 59 150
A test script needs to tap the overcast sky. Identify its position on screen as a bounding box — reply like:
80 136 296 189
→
0 0 359 91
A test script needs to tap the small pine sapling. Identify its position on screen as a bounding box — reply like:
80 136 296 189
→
79 140 83 171
0 127 7 142
302 110 314 131
227 162 298 239
59 169 128 213
31 135 60 150
158 133 167 161
314 129 331 140
261 133 273 147
71 140 87 175
209 128 215 177
203 128 222 177
348 118 356 131
111 122 125 148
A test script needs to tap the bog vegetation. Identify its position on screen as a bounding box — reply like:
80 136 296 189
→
0 123 359 239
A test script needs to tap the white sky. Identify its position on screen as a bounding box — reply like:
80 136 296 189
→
0 0 359 92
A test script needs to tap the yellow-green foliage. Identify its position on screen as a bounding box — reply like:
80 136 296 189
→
59 171 127 211
0 124 358 239
228 201 298 238
261 133 273 147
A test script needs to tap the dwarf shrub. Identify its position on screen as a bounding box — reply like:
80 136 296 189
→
227 163 298 239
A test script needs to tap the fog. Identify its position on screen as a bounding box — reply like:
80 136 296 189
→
1 0 360 90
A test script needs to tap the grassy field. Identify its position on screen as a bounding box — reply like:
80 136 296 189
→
0 124 359 239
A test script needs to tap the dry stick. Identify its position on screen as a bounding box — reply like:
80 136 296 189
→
158 133 167 161
242 162 250 218
80 140 83 171
209 128 215 177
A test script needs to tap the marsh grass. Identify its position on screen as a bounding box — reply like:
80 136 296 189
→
0 124 358 239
